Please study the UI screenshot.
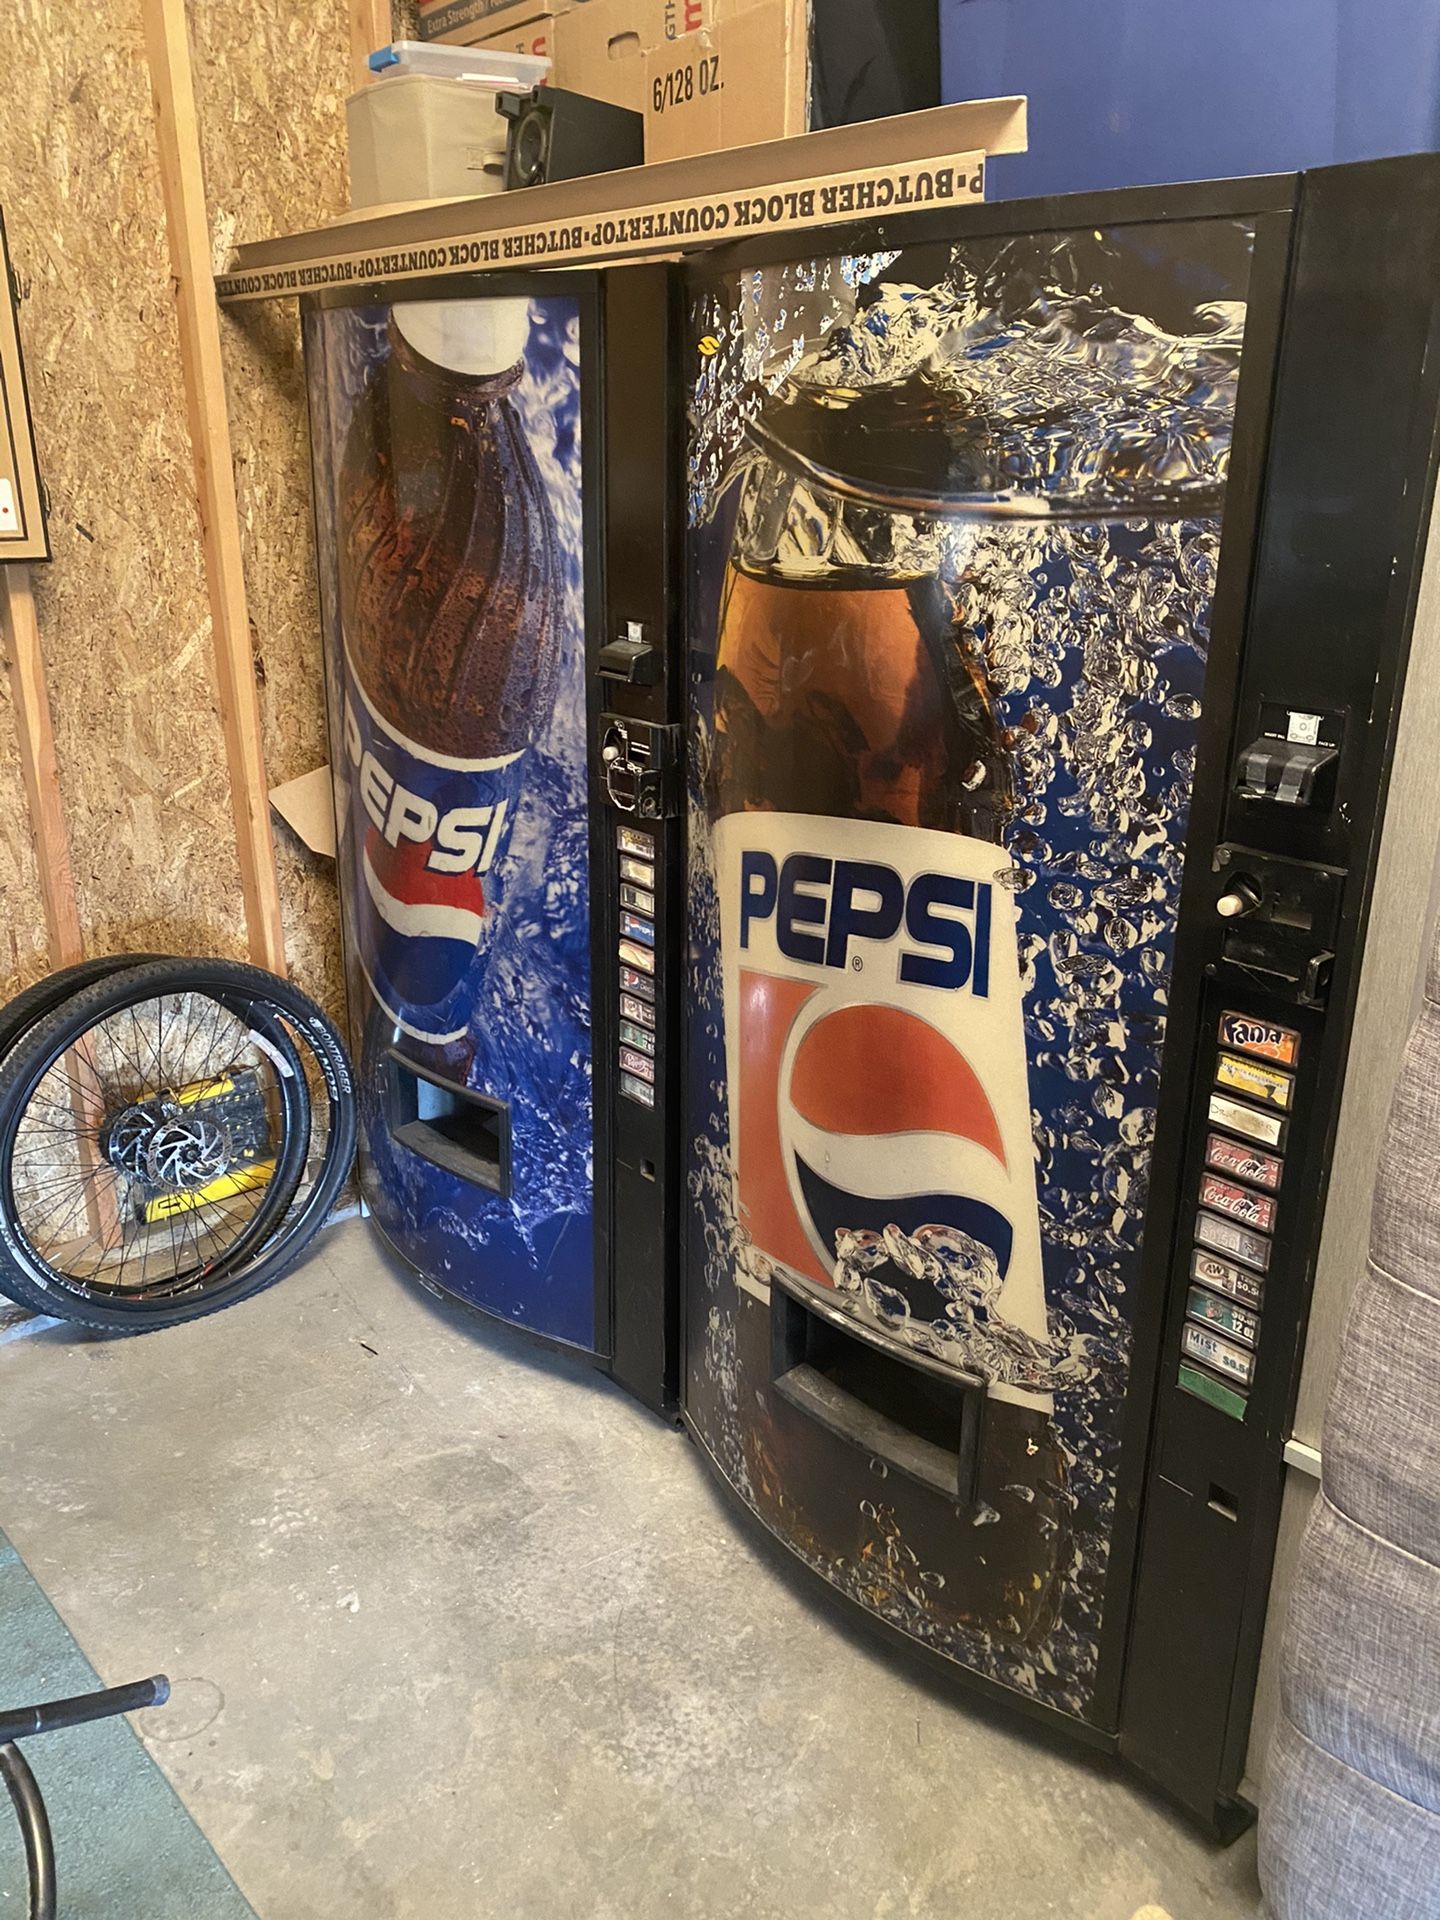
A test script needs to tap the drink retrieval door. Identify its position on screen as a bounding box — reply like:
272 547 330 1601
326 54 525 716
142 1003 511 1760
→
681 210 1265 1737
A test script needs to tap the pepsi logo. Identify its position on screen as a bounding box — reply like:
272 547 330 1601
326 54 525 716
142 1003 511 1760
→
737 979 1018 1312
341 675 523 1037
739 850 991 994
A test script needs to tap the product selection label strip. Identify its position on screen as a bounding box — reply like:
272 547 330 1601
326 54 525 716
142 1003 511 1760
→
215 154 986 304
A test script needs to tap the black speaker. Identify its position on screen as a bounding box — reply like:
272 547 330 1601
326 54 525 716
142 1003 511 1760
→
498 86 645 190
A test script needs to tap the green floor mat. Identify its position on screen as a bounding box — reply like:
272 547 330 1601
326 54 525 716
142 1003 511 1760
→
0 1531 256 1917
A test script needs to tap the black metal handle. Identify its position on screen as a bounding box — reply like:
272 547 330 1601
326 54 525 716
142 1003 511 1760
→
0 1742 56 1920
0 1674 169 1747
774 1362 977 1504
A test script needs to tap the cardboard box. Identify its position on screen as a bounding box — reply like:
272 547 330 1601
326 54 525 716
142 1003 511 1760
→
644 0 805 163
419 0 567 46
476 14 558 62
551 0 683 113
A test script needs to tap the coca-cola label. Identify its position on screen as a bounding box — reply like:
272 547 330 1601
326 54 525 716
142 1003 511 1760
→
716 811 1048 1406
1204 1132 1282 1191
340 658 524 1043
1198 1173 1277 1233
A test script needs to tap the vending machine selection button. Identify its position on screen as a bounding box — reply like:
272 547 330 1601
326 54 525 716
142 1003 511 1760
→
1187 1284 1260 1348
1194 1210 1271 1272
1216 1053 1293 1109
1190 1248 1265 1309
620 913 655 946
619 856 654 888
1204 1132 1282 1191
619 1020 656 1055
620 993 656 1028
1208 1092 1287 1150
618 940 654 973
617 826 655 858
620 884 656 915
619 965 655 1001
619 1071 655 1108
1198 1174 1277 1234
1179 1361 1248 1421
619 1046 655 1081
1219 1011 1300 1067
1182 1321 1256 1387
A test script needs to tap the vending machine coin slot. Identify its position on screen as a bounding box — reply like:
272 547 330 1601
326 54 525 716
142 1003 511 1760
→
1210 847 1343 1006
599 715 681 818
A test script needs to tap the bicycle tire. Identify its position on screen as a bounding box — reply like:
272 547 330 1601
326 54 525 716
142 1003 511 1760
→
0 961 313 1328
0 955 166 1065
0 957 356 1330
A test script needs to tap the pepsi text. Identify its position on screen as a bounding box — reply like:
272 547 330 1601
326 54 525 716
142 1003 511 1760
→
738 849 992 994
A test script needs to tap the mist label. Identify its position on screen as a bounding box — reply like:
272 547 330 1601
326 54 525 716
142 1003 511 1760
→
1183 1320 1256 1387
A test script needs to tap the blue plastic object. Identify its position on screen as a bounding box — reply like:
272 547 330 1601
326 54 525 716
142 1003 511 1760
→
941 0 1440 199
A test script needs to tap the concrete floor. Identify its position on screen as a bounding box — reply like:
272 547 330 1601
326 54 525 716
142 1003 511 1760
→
0 1217 1264 1920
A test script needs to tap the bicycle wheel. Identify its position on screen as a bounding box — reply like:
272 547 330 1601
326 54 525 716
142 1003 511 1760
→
0 955 166 1066
198 961 357 1297
0 958 357 1329
0 961 312 1328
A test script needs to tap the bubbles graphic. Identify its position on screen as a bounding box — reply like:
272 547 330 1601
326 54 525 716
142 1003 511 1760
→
683 221 1251 1720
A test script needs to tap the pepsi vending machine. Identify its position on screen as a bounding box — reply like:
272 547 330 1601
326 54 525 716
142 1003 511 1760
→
304 270 682 1411
680 155 1440 1832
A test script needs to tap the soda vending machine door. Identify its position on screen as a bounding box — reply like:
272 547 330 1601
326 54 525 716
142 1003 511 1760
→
304 280 607 1353
680 192 1291 1753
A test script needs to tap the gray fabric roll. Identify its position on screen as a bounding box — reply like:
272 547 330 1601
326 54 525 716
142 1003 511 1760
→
1263 1716 1440 1920
1258 939 1440 1916
1279 1493 1440 1814
1324 1259 1440 1566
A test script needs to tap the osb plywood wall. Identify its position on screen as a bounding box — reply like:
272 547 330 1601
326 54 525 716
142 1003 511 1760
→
0 0 382 1012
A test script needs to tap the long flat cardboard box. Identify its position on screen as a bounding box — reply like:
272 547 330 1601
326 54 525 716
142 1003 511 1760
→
217 97 1026 302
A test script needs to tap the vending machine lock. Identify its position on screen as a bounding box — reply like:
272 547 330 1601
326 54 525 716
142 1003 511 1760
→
599 714 681 818
1210 846 1344 1006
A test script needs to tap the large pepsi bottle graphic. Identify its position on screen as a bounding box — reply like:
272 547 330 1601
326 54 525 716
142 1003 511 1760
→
307 290 596 1351
337 299 556 1050
708 427 1070 1641
686 223 1251 1717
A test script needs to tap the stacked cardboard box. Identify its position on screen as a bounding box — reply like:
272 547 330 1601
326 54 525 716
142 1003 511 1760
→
416 0 806 157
